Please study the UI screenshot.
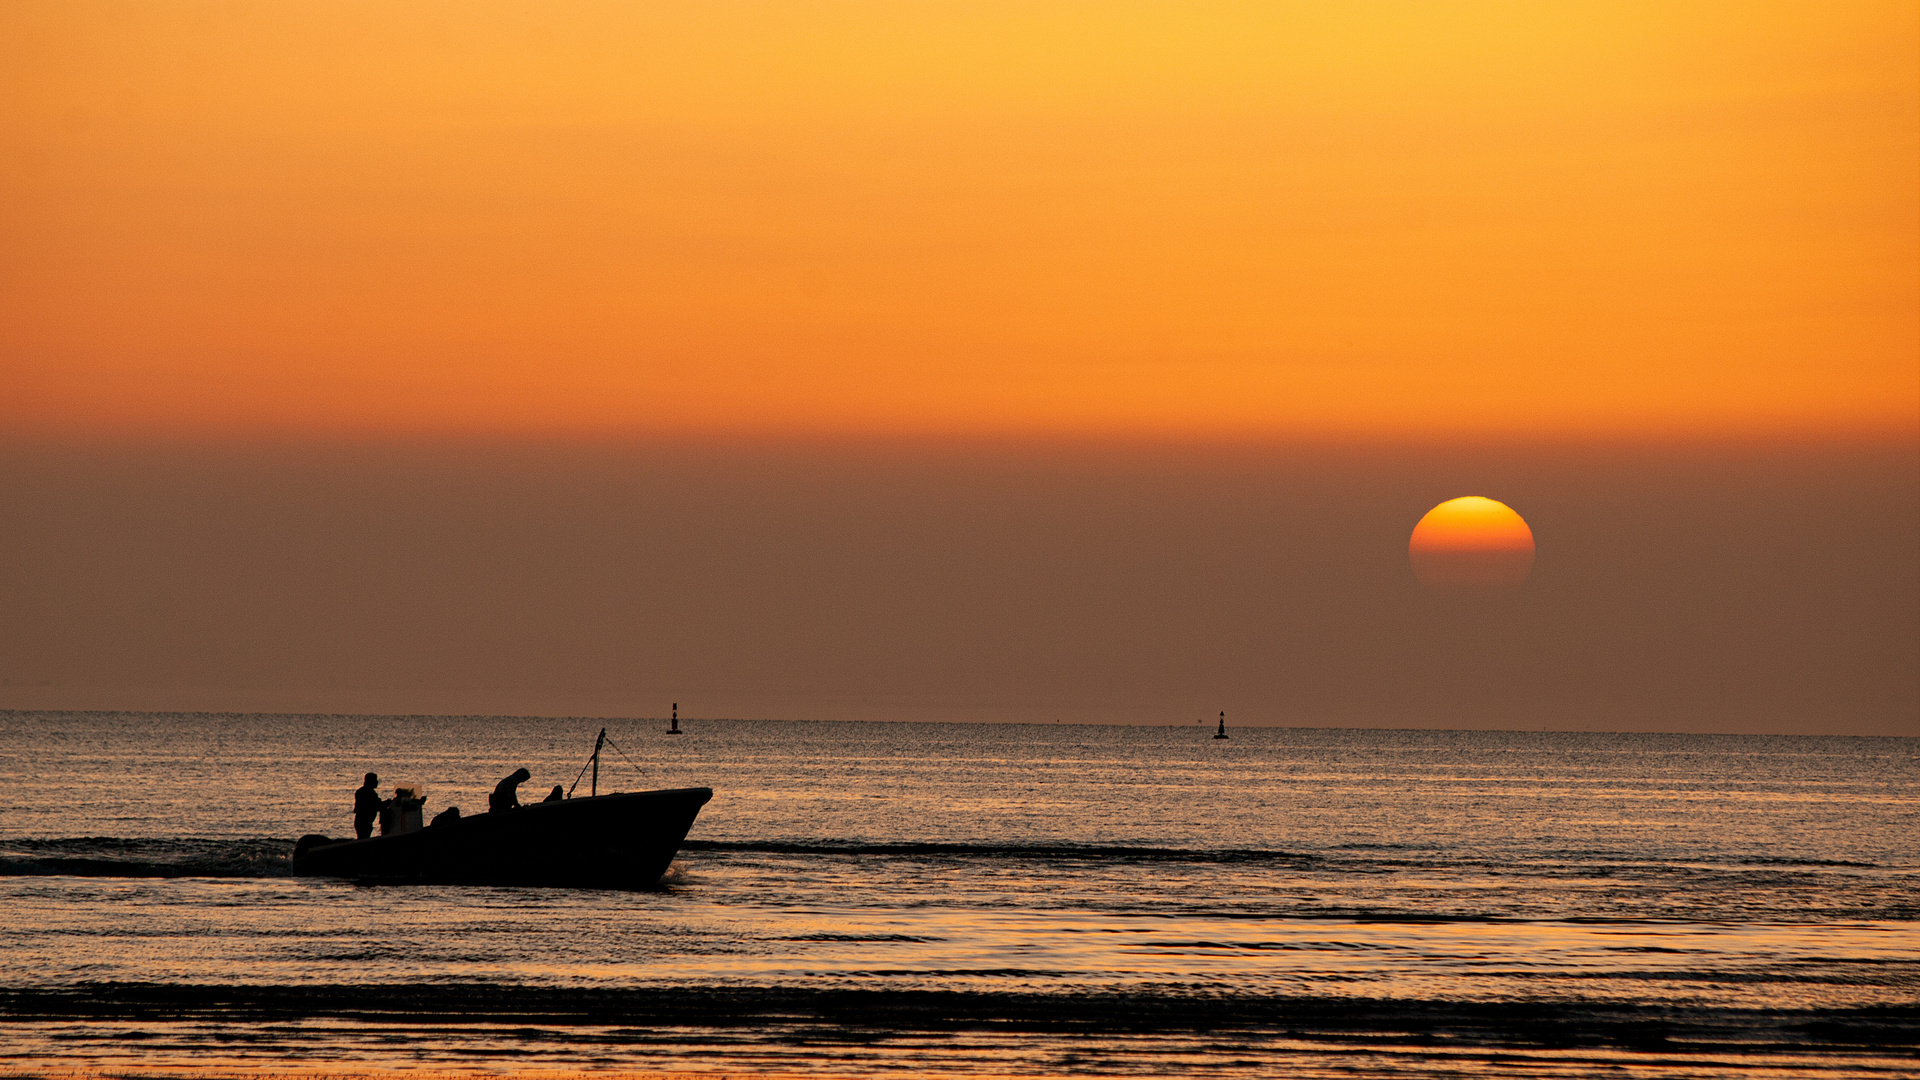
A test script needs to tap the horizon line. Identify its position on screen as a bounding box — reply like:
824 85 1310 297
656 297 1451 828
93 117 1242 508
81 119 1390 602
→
1 706 1909 741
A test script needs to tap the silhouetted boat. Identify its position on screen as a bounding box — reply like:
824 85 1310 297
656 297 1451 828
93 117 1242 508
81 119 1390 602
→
292 786 712 888
293 729 711 888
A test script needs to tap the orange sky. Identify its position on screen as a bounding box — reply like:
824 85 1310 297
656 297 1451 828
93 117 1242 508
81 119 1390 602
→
3 1 1916 442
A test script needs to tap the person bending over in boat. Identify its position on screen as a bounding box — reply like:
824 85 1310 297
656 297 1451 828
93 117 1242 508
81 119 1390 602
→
490 767 532 812
353 773 383 840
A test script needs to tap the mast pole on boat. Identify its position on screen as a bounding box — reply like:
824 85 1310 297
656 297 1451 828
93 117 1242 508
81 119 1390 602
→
592 727 606 796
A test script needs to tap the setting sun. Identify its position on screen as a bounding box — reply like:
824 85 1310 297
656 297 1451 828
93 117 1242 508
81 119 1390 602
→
1409 496 1536 587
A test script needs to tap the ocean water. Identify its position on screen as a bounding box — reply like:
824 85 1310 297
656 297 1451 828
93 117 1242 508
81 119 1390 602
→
0 711 1914 1077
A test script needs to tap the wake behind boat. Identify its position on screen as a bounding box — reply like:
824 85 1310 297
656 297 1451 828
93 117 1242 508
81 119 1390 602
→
292 728 711 888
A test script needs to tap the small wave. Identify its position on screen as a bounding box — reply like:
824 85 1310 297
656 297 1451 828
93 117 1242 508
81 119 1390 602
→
779 933 946 943
683 839 1317 865
682 839 1890 874
1733 856 1880 868
3 982 1912 1054
0 838 293 879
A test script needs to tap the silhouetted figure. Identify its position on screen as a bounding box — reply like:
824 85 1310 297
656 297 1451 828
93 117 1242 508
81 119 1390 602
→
353 772 383 839
431 806 461 827
381 785 427 835
490 767 532 812
543 784 565 803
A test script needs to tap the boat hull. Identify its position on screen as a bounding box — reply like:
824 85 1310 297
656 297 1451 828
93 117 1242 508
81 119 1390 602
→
292 787 712 888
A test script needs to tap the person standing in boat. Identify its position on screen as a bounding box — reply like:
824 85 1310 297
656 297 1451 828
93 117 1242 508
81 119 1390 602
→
490 767 532 812
353 773 383 840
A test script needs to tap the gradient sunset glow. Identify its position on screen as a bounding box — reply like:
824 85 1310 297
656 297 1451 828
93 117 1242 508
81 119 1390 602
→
3 1 1915 443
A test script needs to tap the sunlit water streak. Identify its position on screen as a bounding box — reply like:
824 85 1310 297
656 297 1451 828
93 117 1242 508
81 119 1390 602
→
0 712 1914 1076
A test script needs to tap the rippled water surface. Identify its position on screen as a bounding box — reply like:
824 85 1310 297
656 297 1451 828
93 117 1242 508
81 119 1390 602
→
0 711 1914 1076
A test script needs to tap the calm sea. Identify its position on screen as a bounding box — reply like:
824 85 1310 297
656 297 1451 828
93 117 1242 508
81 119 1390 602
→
0 711 1914 1077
